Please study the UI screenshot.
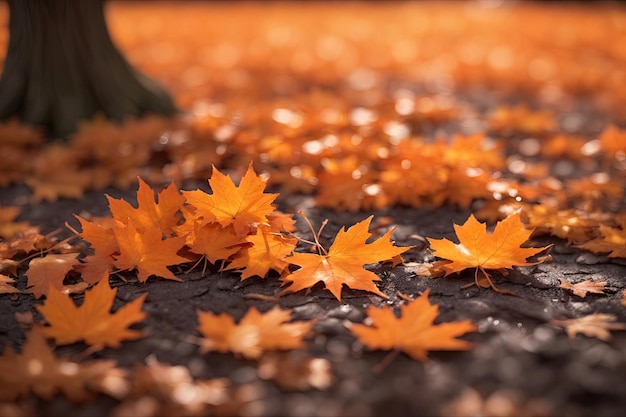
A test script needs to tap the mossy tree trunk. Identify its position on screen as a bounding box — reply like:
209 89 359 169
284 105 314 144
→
0 0 177 139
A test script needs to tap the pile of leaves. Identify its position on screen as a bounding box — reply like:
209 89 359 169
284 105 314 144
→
1 2 626 416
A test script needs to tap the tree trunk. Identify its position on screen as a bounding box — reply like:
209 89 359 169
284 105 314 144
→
0 0 177 139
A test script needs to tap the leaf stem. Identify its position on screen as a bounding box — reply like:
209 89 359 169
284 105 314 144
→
372 348 401 375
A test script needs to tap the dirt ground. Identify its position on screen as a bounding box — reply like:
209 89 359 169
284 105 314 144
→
2 2 626 417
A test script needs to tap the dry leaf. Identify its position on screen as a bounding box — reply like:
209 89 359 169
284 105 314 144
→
224 225 297 280
551 313 626 341
427 212 551 294
112 356 229 417
113 220 188 283
196 306 313 359
281 216 411 301
559 279 608 298
257 352 333 391
25 253 81 298
178 222 244 265
577 221 626 259
0 204 31 240
348 289 476 361
37 279 147 349
182 164 278 237
107 178 185 236
0 328 129 401
0 274 20 294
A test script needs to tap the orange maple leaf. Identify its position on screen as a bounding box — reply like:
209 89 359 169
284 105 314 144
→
25 253 81 298
182 163 278 236
71 216 118 284
280 216 411 301
427 212 551 294
37 279 147 349
577 222 626 258
196 306 313 359
0 328 128 401
107 178 184 236
0 274 20 294
224 225 297 280
348 289 476 361
113 220 188 283
180 222 245 265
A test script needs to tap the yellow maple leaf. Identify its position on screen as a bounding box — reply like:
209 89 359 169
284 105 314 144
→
196 306 313 359
182 163 278 237
348 289 476 361
427 212 551 294
37 279 147 349
280 216 412 301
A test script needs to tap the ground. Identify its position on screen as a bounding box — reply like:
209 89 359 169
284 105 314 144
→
1 2 626 417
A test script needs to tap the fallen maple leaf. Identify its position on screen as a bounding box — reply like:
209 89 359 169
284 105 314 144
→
196 306 313 359
107 178 185 236
71 216 118 284
427 212 551 294
224 225 297 280
348 289 476 362
25 253 81 298
559 279 608 298
0 327 129 401
182 163 278 236
0 274 20 294
577 221 626 259
551 313 626 341
177 222 245 265
113 220 188 283
37 279 147 349
280 216 411 301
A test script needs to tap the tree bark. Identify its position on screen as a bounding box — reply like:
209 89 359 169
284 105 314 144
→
0 0 177 139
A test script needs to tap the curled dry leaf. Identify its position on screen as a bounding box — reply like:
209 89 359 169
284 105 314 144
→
37 279 147 349
551 313 626 341
559 279 608 298
196 306 313 360
348 289 477 362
